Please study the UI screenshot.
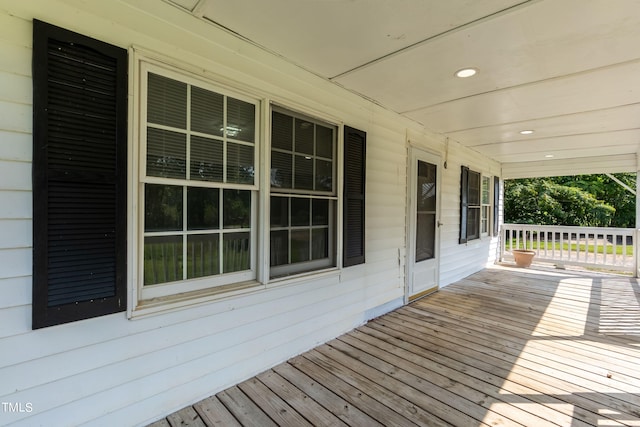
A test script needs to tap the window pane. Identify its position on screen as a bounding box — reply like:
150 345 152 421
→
316 125 333 159
467 207 480 240
270 230 289 266
294 155 313 190
147 128 186 179
187 234 219 279
295 119 314 155
227 142 254 184
315 159 333 192
482 176 490 205
291 230 310 263
227 97 255 143
144 235 183 285
312 228 328 260
312 199 329 225
147 73 186 129
468 171 480 206
416 213 435 262
191 86 223 137
270 196 289 227
417 161 437 211
145 184 183 231
481 206 489 234
190 135 223 182
271 151 292 189
223 189 251 229
187 187 219 230
291 197 310 226
223 232 250 273
272 111 293 151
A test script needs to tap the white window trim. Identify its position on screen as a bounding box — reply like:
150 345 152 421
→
127 49 347 318
268 106 339 278
481 174 492 238
129 51 265 317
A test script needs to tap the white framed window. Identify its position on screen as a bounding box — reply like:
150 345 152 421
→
269 108 337 278
481 175 491 236
137 62 260 300
129 52 366 314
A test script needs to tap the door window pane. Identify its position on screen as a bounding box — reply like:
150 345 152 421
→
416 213 435 262
415 160 436 262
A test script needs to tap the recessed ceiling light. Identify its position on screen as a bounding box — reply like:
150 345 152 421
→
545 154 554 158
455 68 477 78
519 130 534 135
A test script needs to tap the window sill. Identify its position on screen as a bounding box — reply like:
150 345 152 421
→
129 280 265 319
266 267 341 289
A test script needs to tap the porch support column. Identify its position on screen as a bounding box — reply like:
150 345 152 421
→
636 153 640 277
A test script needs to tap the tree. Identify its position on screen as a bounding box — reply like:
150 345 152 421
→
552 173 636 227
504 178 617 227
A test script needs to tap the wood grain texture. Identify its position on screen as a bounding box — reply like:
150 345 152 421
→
156 265 640 426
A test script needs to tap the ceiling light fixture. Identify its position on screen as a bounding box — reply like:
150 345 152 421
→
545 154 554 158
455 68 477 78
519 130 534 135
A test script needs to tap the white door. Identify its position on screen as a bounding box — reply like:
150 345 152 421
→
407 149 440 300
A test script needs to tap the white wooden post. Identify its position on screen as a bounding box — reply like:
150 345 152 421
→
636 153 640 277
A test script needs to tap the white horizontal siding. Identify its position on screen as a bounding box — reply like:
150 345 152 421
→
438 141 502 287
0 277 31 309
0 2 500 426
0 191 31 219
0 130 32 162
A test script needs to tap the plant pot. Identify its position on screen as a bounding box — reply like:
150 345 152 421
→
512 249 536 268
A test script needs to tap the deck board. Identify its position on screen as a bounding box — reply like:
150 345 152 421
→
150 266 640 426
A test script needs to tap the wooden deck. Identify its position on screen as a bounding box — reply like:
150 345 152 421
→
149 266 640 426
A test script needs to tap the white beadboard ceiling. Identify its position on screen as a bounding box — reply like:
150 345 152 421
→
167 0 640 175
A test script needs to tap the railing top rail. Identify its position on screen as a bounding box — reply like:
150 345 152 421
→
502 224 636 234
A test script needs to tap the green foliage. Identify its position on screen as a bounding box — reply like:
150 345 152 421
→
504 177 621 227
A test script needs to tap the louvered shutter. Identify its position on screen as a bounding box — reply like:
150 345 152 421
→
32 20 127 328
493 176 500 236
343 126 366 267
459 166 469 244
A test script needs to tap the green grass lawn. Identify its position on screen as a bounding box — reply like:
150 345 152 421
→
508 239 633 256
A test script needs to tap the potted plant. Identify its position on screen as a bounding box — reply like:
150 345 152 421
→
512 231 536 268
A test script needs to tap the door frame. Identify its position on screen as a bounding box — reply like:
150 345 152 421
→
405 146 442 304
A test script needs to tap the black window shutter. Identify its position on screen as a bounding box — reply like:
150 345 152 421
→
32 20 127 329
459 166 469 244
493 176 500 236
343 126 366 267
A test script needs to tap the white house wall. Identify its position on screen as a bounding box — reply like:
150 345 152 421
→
0 0 501 425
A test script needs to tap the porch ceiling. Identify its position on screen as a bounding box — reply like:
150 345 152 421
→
166 0 640 176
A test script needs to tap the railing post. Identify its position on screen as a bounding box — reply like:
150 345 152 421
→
633 228 640 277
500 225 505 262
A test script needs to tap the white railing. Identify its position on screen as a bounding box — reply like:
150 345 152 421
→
501 223 638 274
